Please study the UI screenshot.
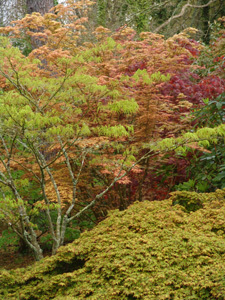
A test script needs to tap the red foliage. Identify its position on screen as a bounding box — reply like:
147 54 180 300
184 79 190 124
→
162 73 225 105
1 6 225 220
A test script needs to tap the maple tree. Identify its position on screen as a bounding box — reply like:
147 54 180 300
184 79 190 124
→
172 17 225 193
0 0 225 260
0 34 141 260
83 26 225 201
0 1 143 259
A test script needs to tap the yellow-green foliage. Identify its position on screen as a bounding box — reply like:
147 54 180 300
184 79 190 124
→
1 190 225 299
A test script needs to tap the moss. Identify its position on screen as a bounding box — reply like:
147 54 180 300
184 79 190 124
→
1 190 225 299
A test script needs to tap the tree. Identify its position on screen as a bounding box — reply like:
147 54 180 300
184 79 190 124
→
1 0 224 41
26 0 55 15
0 0 55 26
93 0 225 41
0 0 26 26
0 0 225 261
0 33 141 260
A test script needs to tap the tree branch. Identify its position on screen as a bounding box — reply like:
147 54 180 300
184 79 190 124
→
154 0 217 33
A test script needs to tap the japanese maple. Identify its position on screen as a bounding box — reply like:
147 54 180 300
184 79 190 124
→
0 0 225 259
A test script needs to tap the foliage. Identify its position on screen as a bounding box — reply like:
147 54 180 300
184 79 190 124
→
91 0 225 40
0 31 142 259
0 229 19 252
193 16 225 78
0 0 225 260
175 90 225 193
159 20 225 194
1 189 225 299
79 27 215 202
209 16 225 76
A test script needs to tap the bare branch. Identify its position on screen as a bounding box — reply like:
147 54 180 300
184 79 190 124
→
154 0 217 33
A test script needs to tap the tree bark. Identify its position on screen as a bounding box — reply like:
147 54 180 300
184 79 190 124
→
0 0 26 26
26 0 54 15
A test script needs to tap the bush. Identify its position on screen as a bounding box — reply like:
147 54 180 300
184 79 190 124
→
1 189 225 299
175 92 225 193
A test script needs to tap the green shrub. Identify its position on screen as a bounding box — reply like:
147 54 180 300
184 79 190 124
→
176 93 225 193
1 190 225 299
0 230 19 252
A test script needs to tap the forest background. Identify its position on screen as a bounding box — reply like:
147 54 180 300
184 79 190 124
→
0 0 224 266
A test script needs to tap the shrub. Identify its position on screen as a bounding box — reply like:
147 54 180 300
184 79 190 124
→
1 189 225 299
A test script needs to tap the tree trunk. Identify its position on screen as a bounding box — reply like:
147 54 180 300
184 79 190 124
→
26 0 54 15
0 0 26 26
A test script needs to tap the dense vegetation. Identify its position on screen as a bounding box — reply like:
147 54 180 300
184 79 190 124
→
1 189 225 299
0 1 225 297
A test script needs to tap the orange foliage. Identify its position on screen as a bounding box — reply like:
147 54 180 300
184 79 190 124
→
0 1 203 220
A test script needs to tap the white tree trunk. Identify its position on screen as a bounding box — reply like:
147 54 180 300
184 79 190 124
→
0 0 26 25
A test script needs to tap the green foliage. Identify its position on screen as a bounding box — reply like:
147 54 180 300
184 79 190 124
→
107 99 138 114
1 190 225 299
176 144 225 192
39 227 81 251
175 93 225 193
133 70 171 85
39 234 53 251
195 93 225 127
0 33 140 258
0 1 224 262
97 0 107 27
147 123 225 155
0 229 19 252
12 38 33 56
170 190 206 212
95 0 150 32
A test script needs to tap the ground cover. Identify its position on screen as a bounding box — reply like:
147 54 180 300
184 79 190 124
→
1 189 225 299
